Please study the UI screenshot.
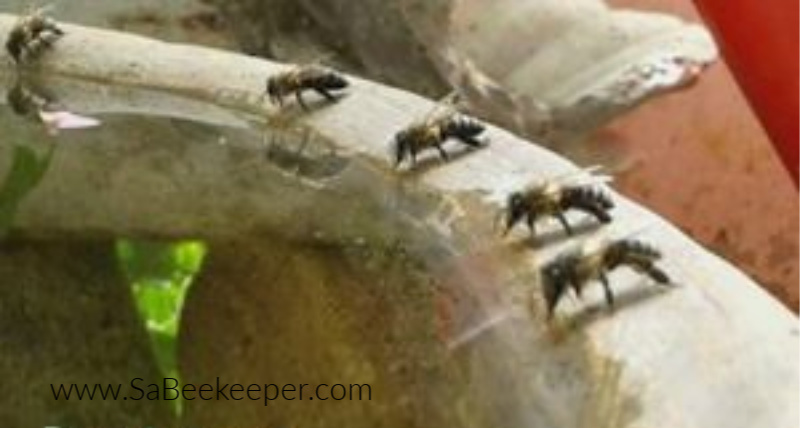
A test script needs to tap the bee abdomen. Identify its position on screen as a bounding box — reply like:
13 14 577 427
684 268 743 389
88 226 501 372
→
563 185 613 208
309 72 349 90
442 115 485 139
608 239 662 265
562 185 614 222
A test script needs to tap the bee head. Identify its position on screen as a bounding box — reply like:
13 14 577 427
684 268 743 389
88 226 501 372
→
266 76 279 100
391 130 411 166
504 192 527 233
541 260 570 317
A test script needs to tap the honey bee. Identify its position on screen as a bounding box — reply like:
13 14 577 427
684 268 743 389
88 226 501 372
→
504 167 615 240
265 64 349 110
540 237 671 317
391 94 487 168
7 80 100 134
5 6 64 64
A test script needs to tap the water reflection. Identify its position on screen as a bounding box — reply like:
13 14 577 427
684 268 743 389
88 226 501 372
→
264 130 350 179
0 142 54 236
6 75 101 135
0 74 100 236
0 71 359 240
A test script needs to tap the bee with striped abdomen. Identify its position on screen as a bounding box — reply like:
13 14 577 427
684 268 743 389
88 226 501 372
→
391 94 487 168
540 237 671 317
504 167 615 240
265 64 349 110
5 6 64 64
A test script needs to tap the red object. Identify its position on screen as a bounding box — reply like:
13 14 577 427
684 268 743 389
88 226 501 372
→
693 0 799 186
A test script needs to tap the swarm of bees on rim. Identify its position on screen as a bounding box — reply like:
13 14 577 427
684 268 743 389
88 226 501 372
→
254 34 675 322
3 8 677 322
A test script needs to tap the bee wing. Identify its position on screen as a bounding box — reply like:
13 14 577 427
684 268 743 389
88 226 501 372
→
539 165 598 185
297 54 338 77
578 234 609 255
28 3 56 18
39 110 101 133
547 165 614 187
306 53 336 67
571 173 614 187
422 90 463 125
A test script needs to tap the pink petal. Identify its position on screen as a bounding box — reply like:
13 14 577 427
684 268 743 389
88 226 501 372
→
39 111 102 131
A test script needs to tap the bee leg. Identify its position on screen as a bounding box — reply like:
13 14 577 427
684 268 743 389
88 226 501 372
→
29 36 55 60
526 215 537 240
410 147 418 166
555 213 574 235
393 145 406 168
295 91 309 110
435 143 449 161
565 275 583 300
314 88 337 102
644 263 672 285
585 205 612 223
458 135 484 148
46 22 65 37
599 272 615 308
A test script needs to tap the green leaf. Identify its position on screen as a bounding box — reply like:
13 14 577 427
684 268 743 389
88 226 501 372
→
0 144 54 235
116 239 207 417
